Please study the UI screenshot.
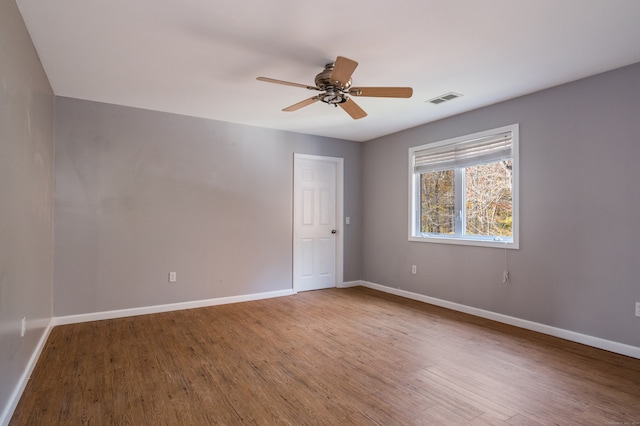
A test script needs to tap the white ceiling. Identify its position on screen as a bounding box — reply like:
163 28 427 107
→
15 0 640 142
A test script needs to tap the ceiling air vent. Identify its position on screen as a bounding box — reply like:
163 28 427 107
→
426 92 463 105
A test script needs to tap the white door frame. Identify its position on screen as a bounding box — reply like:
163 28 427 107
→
293 153 344 293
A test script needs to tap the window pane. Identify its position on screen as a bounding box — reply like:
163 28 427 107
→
464 160 512 237
420 170 455 234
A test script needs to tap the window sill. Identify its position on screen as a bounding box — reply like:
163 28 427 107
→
408 234 518 249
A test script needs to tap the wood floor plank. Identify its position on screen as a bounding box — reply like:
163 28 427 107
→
413 369 517 421
10 286 640 425
504 414 546 425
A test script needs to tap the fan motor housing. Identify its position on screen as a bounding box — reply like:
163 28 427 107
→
315 63 351 105
315 63 352 91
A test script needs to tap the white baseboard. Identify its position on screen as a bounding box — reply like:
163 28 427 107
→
359 281 640 360
1 320 54 426
338 280 363 288
53 288 294 326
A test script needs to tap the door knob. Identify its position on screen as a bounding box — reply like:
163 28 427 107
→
331 229 337 234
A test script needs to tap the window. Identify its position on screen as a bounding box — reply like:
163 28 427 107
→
409 124 519 249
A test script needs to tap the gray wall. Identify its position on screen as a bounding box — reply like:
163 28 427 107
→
0 0 54 420
362 62 640 347
54 98 362 316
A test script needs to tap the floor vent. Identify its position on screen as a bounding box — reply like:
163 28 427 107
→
427 92 463 105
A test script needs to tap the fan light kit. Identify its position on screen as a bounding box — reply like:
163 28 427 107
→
257 56 413 119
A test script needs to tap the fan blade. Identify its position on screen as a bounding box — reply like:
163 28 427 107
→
257 77 319 90
350 87 413 98
339 98 367 120
330 56 358 86
283 97 319 112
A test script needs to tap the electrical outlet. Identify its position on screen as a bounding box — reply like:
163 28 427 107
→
169 272 177 283
636 302 640 317
21 317 26 337
411 265 417 275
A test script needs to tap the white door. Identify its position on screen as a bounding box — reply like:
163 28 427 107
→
293 154 342 292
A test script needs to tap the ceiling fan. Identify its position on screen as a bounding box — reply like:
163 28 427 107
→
256 56 413 120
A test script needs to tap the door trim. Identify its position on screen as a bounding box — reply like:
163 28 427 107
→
293 153 344 293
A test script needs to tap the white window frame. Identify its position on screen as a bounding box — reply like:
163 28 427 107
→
408 124 519 249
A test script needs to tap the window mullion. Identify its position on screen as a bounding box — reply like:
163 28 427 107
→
454 167 464 237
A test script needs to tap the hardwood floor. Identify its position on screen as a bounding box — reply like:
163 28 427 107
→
11 287 640 425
